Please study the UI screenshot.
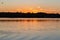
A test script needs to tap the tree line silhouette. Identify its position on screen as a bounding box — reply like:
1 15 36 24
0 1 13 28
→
0 12 60 18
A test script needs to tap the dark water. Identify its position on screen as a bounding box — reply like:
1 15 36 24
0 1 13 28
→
0 20 60 40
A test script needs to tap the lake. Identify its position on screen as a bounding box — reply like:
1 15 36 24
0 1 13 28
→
0 18 60 40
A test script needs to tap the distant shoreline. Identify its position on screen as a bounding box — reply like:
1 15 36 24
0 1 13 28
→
0 12 60 18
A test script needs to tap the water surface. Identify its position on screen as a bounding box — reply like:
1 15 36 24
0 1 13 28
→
0 19 60 40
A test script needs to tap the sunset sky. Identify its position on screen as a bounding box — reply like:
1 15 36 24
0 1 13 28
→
0 0 60 13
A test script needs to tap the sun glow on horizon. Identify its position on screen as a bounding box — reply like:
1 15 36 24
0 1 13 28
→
0 6 60 13
16 7 59 13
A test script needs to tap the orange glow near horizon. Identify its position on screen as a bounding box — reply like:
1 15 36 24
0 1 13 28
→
16 7 45 13
16 7 59 13
0 6 60 13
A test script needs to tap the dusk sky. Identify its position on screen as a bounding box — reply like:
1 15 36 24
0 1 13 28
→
0 0 60 13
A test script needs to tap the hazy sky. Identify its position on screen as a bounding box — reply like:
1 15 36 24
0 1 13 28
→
0 0 60 13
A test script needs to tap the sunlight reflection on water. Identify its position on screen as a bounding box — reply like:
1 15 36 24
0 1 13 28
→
0 20 60 32
0 19 60 40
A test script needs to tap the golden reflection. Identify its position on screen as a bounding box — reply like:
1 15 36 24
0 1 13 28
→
18 20 39 31
0 20 59 32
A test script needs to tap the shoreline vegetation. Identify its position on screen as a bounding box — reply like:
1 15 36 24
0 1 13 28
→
0 12 60 18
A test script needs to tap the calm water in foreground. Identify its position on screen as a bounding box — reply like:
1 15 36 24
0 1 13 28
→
0 19 60 40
